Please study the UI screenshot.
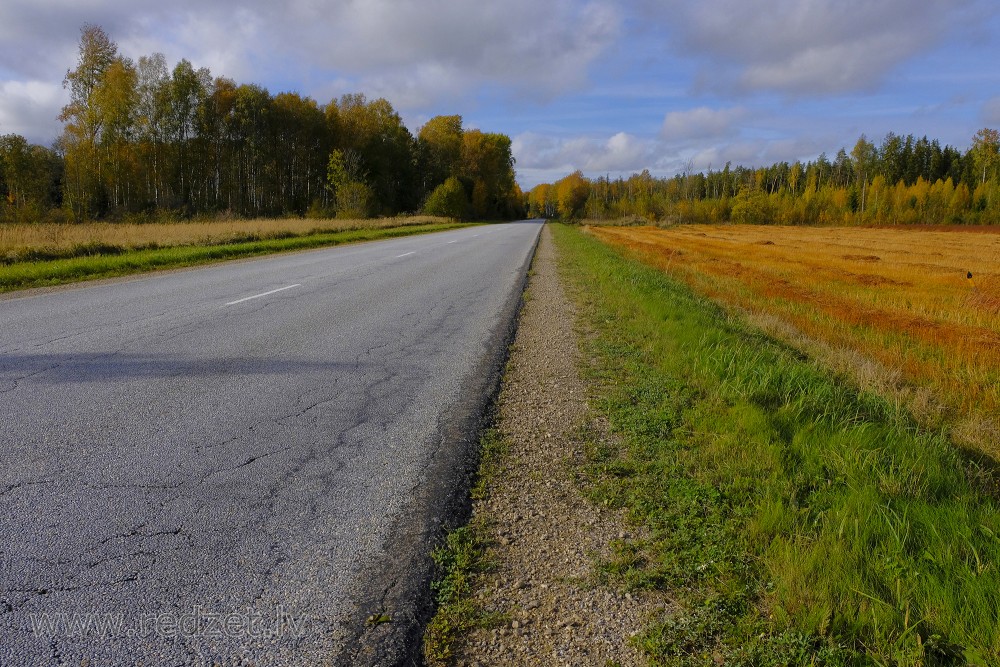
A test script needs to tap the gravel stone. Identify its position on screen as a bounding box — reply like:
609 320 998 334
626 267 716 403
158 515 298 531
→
454 225 664 666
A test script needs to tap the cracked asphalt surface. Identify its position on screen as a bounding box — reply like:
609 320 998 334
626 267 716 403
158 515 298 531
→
0 220 542 666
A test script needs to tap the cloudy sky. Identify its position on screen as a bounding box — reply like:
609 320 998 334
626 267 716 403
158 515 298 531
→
2 0 999 187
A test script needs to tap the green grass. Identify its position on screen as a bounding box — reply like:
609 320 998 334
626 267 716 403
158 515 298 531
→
423 427 507 666
0 222 470 293
551 223 1000 667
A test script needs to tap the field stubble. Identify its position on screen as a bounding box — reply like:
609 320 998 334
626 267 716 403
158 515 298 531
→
589 223 1000 457
0 216 450 263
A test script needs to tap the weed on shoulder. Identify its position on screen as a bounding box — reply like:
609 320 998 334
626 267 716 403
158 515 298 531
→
423 428 508 666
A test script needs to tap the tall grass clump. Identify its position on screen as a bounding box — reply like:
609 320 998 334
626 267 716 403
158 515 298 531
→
553 223 1000 666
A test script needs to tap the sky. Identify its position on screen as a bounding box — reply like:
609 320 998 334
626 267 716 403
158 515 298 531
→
2 0 1000 188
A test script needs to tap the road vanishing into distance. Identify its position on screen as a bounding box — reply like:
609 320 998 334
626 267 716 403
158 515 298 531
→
0 220 543 666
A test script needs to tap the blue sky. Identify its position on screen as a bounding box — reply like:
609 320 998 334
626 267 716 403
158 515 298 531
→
2 0 999 188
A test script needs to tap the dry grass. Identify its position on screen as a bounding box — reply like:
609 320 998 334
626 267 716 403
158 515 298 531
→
588 223 1000 457
0 216 450 262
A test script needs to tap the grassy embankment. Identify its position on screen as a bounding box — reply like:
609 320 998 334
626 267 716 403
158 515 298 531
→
0 216 470 292
553 223 1000 666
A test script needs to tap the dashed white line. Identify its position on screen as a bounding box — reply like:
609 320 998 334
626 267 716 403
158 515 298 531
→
225 284 301 306
396 252 415 258
446 240 458 244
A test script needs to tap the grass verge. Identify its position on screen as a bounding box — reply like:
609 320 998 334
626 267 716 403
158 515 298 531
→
423 427 507 666
552 223 1000 666
0 222 470 293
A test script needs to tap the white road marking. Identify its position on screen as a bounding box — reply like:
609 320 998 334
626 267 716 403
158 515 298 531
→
226 284 301 306
396 252 415 258
446 240 458 244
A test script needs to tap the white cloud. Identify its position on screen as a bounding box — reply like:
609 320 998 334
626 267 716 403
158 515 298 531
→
513 125 832 187
250 0 623 104
514 131 656 173
4 0 620 97
0 80 66 142
646 0 985 95
600 132 650 170
685 137 827 173
512 132 573 171
126 9 268 83
0 0 621 142
661 106 745 140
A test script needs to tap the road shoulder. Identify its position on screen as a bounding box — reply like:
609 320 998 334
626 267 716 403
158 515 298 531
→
430 223 661 665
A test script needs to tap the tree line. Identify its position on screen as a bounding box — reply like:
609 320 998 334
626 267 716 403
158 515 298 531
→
530 129 1000 225
0 25 523 224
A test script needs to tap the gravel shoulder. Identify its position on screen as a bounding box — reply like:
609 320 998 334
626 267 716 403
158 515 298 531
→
452 224 663 665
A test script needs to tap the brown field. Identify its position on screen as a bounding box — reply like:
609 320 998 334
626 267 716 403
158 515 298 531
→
0 216 450 261
589 223 1000 456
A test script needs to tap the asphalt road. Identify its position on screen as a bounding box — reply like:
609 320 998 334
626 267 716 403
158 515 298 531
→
0 220 543 666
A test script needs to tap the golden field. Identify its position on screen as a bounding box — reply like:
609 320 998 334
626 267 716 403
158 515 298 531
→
589 223 1000 456
0 216 449 262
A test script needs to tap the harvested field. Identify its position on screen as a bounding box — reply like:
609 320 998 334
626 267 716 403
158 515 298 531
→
589 223 1000 456
0 216 449 263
